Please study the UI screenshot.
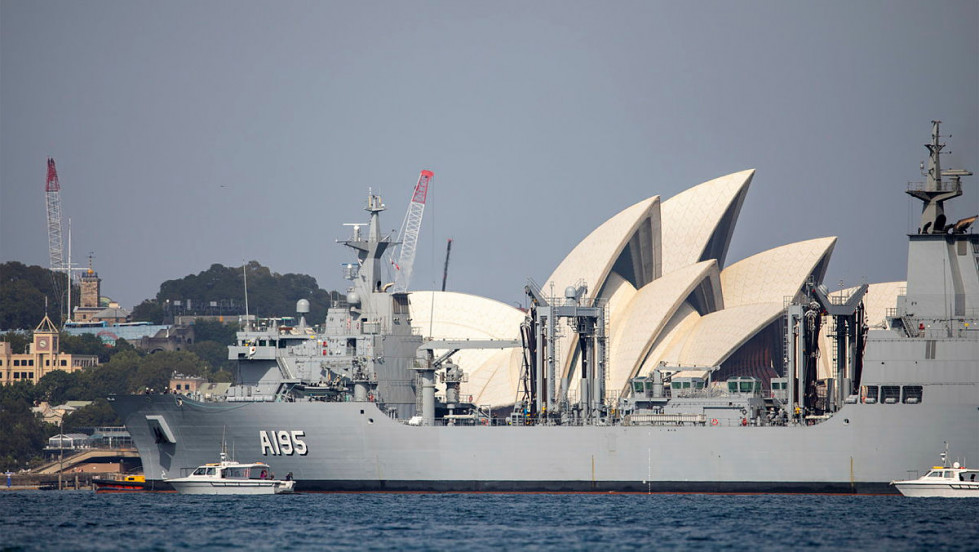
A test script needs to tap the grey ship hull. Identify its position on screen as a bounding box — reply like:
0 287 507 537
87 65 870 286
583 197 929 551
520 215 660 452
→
114 127 979 494
111 392 977 494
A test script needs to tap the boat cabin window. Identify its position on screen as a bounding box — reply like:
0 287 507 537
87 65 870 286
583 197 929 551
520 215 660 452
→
224 467 248 479
727 379 761 393
902 386 922 404
861 385 878 404
192 467 208 475
633 381 644 394
928 471 943 478
881 386 900 404
247 466 272 479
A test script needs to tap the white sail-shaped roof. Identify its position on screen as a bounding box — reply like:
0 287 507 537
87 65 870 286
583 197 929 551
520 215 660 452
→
463 347 525 407
600 272 638 351
861 281 905 329
660 170 753 274
606 261 721 394
676 302 785 367
668 238 835 369
412 169 859 408
636 302 701 376
721 237 837 308
545 196 661 302
545 196 661 381
817 281 905 379
409 291 524 400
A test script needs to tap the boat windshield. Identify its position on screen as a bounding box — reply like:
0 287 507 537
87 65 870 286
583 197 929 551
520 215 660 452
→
192 467 217 476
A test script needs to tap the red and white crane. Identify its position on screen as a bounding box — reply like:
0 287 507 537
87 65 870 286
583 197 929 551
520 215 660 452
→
391 170 434 293
45 158 65 274
45 158 68 319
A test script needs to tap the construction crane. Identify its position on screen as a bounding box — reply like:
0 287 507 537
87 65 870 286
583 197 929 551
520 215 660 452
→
392 170 433 293
45 158 66 319
441 238 453 292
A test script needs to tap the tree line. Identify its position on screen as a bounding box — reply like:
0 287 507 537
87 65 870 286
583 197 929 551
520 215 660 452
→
0 344 231 472
131 261 336 325
0 259 338 471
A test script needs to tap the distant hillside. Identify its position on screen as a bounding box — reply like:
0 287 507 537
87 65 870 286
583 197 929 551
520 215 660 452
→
0 262 75 330
2 260 337 329
136 261 337 324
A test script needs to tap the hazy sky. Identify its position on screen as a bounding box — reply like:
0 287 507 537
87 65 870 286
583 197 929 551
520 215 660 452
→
2 1 977 312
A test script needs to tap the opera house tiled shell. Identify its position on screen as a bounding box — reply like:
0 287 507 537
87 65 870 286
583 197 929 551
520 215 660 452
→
411 170 884 408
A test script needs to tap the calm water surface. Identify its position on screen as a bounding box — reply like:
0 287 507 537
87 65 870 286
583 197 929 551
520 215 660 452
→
2 491 977 550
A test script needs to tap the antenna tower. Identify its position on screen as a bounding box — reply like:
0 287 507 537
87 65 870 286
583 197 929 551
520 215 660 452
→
441 238 453 292
392 170 433 292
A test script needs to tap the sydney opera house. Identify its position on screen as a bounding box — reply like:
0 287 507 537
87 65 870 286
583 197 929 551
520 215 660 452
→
409 170 901 407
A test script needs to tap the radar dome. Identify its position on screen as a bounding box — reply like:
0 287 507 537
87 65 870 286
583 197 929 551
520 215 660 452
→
347 291 361 306
296 299 310 314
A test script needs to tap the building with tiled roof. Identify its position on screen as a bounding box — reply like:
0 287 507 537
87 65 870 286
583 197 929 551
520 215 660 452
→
410 170 887 408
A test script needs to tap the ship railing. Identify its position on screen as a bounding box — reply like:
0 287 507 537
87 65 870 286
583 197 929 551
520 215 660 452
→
907 180 962 194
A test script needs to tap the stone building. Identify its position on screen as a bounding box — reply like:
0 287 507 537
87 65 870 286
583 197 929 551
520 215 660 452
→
0 315 99 385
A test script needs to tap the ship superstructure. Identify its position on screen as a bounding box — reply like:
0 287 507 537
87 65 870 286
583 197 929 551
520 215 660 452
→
112 124 978 493
225 192 425 419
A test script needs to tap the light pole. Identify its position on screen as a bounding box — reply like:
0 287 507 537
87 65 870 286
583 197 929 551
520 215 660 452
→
58 416 64 491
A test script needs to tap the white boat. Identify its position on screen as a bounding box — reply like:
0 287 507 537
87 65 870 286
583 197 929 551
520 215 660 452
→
165 454 295 495
891 446 979 498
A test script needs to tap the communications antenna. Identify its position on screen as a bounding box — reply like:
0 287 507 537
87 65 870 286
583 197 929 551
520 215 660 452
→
441 238 453 292
392 170 433 292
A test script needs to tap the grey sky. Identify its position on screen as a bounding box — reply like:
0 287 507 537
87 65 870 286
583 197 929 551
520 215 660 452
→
2 1 977 311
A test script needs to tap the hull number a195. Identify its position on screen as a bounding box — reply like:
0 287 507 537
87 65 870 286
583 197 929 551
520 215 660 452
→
260 430 308 456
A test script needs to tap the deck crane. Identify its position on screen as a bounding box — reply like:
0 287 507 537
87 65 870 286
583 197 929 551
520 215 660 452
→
45 158 66 318
391 170 433 293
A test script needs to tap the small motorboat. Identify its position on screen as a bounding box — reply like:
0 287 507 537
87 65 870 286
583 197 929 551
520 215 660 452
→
165 453 295 495
93 474 173 493
891 445 979 497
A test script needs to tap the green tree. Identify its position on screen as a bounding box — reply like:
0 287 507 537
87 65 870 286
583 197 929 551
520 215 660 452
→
210 369 233 383
62 399 121 432
129 350 207 392
34 370 85 405
0 261 75 329
60 332 113 362
1 331 30 354
131 300 165 324
113 337 136 355
0 382 47 471
188 340 233 375
155 261 334 323
86 350 143 398
192 320 238 345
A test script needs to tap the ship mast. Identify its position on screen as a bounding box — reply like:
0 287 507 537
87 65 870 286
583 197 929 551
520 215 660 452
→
906 120 965 234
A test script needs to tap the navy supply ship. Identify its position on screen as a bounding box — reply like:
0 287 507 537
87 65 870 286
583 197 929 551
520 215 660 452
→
111 123 978 493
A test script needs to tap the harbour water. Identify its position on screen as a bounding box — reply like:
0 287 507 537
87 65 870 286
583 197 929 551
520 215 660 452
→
2 491 977 550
